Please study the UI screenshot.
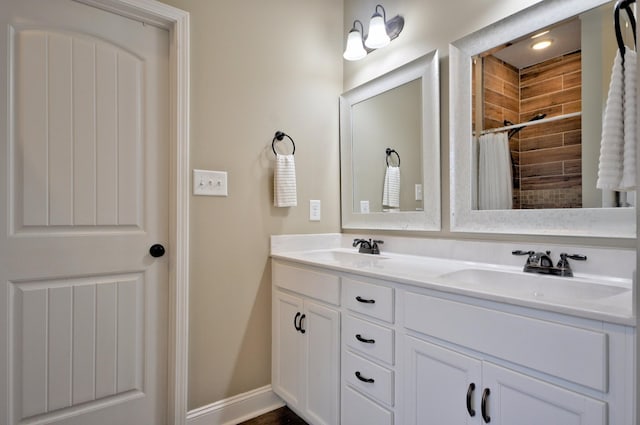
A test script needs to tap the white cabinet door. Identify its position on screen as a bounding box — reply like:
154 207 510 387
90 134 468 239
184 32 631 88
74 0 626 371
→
404 336 482 425
304 301 340 425
272 290 340 425
482 362 607 425
272 291 304 409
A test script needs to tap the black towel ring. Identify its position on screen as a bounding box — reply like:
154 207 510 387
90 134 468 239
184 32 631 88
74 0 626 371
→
272 131 296 156
615 0 637 57
386 148 400 167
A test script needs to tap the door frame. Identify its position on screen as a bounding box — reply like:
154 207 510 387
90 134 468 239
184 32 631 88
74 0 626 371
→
74 1 191 424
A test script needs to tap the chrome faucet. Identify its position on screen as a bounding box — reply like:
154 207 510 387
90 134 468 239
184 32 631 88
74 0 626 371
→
353 238 384 254
512 250 587 277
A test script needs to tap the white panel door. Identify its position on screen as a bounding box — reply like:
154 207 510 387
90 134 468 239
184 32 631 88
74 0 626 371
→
0 1 169 424
303 301 340 425
272 290 304 410
403 336 483 425
482 362 607 425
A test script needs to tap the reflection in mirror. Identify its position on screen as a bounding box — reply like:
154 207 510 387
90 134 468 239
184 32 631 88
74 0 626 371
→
471 1 635 211
352 79 422 213
450 0 635 237
340 50 440 230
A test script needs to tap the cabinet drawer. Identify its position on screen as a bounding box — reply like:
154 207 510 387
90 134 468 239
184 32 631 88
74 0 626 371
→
343 315 394 365
343 278 394 323
342 385 393 425
272 261 340 305
344 351 394 406
404 291 608 392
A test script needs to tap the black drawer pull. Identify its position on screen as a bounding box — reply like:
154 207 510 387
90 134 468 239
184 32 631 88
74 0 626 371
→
466 383 476 417
299 314 306 334
481 388 491 423
355 296 375 304
294 312 301 332
355 334 375 344
355 371 375 383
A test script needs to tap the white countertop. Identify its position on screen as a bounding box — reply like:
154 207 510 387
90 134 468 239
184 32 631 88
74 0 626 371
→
272 247 635 326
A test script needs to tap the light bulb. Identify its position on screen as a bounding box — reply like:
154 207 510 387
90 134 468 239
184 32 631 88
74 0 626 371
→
343 29 367 61
365 13 390 49
532 39 552 50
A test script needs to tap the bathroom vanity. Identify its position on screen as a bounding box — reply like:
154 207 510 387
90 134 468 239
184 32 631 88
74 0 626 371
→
271 235 635 425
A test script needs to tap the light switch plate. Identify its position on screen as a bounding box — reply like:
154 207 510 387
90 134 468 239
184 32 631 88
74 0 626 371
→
193 169 228 196
309 200 321 221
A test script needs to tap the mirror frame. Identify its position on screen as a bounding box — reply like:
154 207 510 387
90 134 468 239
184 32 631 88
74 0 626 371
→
340 50 441 231
449 0 636 238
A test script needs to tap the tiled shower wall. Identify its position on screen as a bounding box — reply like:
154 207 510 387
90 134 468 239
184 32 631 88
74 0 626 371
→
481 51 583 209
518 51 582 209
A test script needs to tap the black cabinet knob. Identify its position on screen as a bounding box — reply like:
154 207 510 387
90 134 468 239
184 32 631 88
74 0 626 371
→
149 244 166 258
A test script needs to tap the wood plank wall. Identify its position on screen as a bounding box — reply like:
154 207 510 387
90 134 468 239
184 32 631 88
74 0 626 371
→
518 51 582 209
481 51 582 209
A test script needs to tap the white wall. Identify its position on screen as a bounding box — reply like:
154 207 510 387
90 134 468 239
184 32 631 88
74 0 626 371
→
159 0 343 410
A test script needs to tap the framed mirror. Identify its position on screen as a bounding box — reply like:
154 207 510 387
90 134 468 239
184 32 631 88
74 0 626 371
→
340 50 440 230
450 0 636 238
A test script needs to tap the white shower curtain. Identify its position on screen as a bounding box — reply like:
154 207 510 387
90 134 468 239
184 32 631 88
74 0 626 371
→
478 132 513 210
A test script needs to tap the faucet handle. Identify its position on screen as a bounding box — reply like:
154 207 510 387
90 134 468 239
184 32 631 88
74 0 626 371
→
371 240 384 254
512 250 534 256
557 253 587 267
560 253 587 261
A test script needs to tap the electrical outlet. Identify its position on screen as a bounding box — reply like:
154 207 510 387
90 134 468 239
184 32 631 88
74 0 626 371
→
415 184 423 201
193 169 228 196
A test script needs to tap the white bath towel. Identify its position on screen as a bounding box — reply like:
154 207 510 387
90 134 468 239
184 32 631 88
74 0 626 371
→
478 132 512 210
382 166 400 208
274 154 297 207
597 50 625 190
597 48 637 191
621 49 637 190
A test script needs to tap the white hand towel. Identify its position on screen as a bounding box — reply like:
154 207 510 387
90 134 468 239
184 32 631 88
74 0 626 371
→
621 49 637 190
383 166 400 208
597 50 625 190
274 154 297 207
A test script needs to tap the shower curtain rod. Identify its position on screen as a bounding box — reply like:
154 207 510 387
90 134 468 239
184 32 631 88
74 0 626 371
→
476 111 582 135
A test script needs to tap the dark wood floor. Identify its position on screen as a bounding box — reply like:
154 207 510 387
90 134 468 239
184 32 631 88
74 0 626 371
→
238 406 307 425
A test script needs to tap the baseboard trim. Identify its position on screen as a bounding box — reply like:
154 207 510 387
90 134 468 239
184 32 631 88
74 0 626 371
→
186 385 284 425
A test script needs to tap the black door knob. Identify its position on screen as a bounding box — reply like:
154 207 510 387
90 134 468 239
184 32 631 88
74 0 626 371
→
149 244 165 258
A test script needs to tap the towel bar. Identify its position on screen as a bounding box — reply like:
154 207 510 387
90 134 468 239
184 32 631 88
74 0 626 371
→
272 131 296 156
385 148 400 166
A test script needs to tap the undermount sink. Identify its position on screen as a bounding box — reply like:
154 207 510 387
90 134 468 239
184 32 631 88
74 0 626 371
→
438 268 629 302
299 250 390 266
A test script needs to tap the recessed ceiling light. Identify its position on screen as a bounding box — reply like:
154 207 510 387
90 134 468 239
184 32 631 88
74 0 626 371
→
532 39 552 50
531 30 550 39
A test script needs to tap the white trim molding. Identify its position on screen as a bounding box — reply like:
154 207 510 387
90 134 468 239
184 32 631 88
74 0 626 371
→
75 1 191 424
186 386 284 425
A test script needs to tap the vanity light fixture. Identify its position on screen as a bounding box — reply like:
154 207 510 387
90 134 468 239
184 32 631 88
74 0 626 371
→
343 4 404 61
365 5 391 48
343 20 367 61
532 39 553 50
